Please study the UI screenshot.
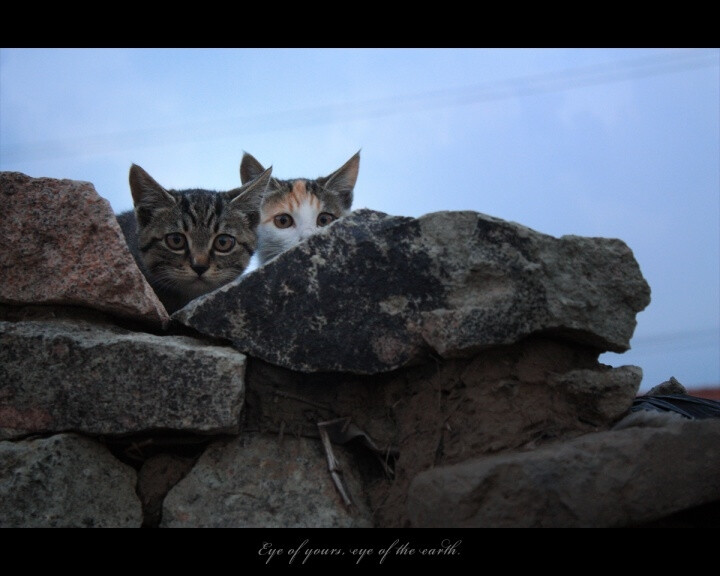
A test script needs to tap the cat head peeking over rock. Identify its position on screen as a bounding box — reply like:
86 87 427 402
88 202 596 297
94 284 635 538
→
240 151 359 266
117 163 272 313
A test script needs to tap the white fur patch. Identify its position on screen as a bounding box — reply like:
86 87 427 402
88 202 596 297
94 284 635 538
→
257 192 327 264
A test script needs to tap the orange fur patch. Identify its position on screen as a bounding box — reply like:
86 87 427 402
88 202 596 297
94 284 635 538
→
290 180 308 206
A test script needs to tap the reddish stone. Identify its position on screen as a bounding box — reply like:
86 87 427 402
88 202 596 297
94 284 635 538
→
0 171 169 326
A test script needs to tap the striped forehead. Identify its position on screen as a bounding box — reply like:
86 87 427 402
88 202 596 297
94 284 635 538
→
174 189 227 232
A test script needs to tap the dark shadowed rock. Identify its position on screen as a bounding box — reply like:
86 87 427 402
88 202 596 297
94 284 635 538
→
0 433 142 527
407 413 720 528
137 453 198 528
175 209 650 374
242 339 643 527
161 433 374 527
549 365 644 426
0 171 169 327
0 315 246 439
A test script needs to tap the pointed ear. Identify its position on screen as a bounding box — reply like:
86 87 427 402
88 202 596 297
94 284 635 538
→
228 165 273 210
318 151 360 210
240 152 267 185
128 164 176 208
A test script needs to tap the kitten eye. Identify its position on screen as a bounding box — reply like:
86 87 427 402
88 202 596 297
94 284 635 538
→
165 233 187 251
317 212 336 227
273 213 294 229
213 234 236 253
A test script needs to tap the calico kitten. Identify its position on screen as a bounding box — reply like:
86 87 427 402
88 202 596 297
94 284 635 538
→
117 163 272 313
240 151 360 265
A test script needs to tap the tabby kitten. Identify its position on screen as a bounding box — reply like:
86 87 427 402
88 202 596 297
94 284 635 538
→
117 163 272 313
240 151 360 265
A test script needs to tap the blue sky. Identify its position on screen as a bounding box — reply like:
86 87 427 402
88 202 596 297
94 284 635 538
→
1 48 718 392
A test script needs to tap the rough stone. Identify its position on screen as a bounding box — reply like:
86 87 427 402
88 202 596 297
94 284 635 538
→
175 209 650 374
406 413 720 528
647 376 687 396
0 315 247 439
0 171 169 326
549 365 644 426
4 169 697 529
161 433 374 527
0 433 142 527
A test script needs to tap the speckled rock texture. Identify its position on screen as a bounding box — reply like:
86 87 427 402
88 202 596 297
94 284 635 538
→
0 171 169 326
0 433 142 527
161 433 374 528
175 209 650 373
0 313 247 439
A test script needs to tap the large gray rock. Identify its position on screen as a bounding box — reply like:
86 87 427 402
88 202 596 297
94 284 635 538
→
162 433 374 527
407 413 720 527
0 314 247 439
0 171 169 327
175 209 650 374
0 433 142 527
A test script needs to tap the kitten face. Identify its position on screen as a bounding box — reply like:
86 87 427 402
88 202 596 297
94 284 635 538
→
240 152 359 265
127 163 271 312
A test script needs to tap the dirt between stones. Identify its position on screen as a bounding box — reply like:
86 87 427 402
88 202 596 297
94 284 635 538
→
242 334 613 527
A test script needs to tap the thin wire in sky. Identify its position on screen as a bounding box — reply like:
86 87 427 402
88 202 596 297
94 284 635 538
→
2 49 718 163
